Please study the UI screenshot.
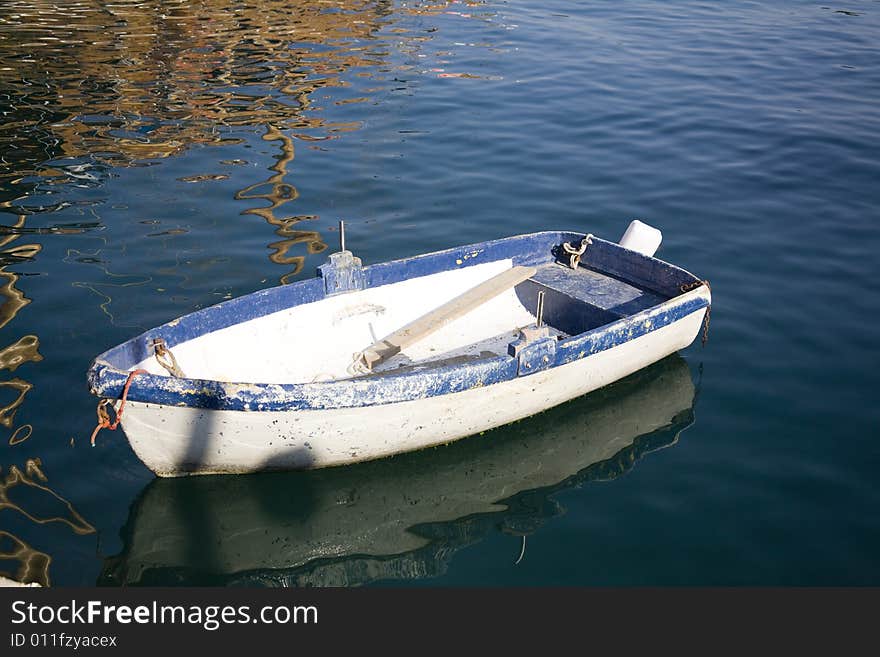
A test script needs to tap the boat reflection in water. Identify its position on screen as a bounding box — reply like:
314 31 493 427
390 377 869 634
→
101 355 697 586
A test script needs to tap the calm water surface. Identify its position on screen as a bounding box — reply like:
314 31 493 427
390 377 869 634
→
1 0 878 586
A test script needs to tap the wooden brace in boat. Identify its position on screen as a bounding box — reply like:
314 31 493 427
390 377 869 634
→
353 265 537 372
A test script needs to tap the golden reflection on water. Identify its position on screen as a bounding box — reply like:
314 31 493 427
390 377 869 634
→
0 209 38 453
0 201 39 440
0 180 55 584
0 210 37 329
0 0 489 281
0 335 42 372
0 459 96 586
235 125 327 282
0 0 394 170
0 379 31 430
0 459 95 534
0 530 50 587
0 247 48 583
0 0 487 584
0 208 59 584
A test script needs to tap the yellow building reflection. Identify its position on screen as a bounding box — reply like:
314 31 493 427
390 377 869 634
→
0 459 96 586
0 0 481 585
0 0 478 282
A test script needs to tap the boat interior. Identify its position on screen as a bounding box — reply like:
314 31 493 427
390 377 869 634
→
519 262 669 337
133 250 676 386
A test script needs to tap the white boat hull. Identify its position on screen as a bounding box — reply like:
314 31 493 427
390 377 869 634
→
121 304 706 476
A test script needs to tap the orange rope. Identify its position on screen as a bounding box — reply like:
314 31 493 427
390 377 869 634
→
90 369 148 446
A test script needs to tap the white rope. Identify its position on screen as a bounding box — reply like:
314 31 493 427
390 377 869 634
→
150 338 185 378
562 234 593 269
347 351 372 377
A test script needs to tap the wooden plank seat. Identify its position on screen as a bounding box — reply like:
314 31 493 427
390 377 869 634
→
515 263 670 337
355 265 537 371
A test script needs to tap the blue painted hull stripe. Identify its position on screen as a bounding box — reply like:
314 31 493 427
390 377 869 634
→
87 296 707 412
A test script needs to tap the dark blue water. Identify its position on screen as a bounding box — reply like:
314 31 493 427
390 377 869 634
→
1 0 878 586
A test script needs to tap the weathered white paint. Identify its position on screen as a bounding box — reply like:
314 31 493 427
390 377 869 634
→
121 294 708 477
133 259 539 383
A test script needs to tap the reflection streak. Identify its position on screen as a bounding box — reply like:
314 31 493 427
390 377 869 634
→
102 356 696 587
0 0 496 585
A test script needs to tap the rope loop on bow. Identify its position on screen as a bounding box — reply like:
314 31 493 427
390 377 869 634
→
562 234 593 269
90 369 147 446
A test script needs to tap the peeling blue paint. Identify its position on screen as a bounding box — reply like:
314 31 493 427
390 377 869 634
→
87 231 709 412
318 250 366 295
508 333 557 376
556 296 708 365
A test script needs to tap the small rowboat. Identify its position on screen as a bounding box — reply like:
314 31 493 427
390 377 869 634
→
87 221 710 477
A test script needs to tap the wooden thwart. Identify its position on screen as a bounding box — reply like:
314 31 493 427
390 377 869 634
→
356 265 537 370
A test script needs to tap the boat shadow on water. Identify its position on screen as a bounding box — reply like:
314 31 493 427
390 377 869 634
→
99 354 698 587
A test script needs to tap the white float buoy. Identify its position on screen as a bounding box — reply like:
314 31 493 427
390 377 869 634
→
619 219 662 257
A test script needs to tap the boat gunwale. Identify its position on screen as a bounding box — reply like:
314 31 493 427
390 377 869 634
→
87 231 710 412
